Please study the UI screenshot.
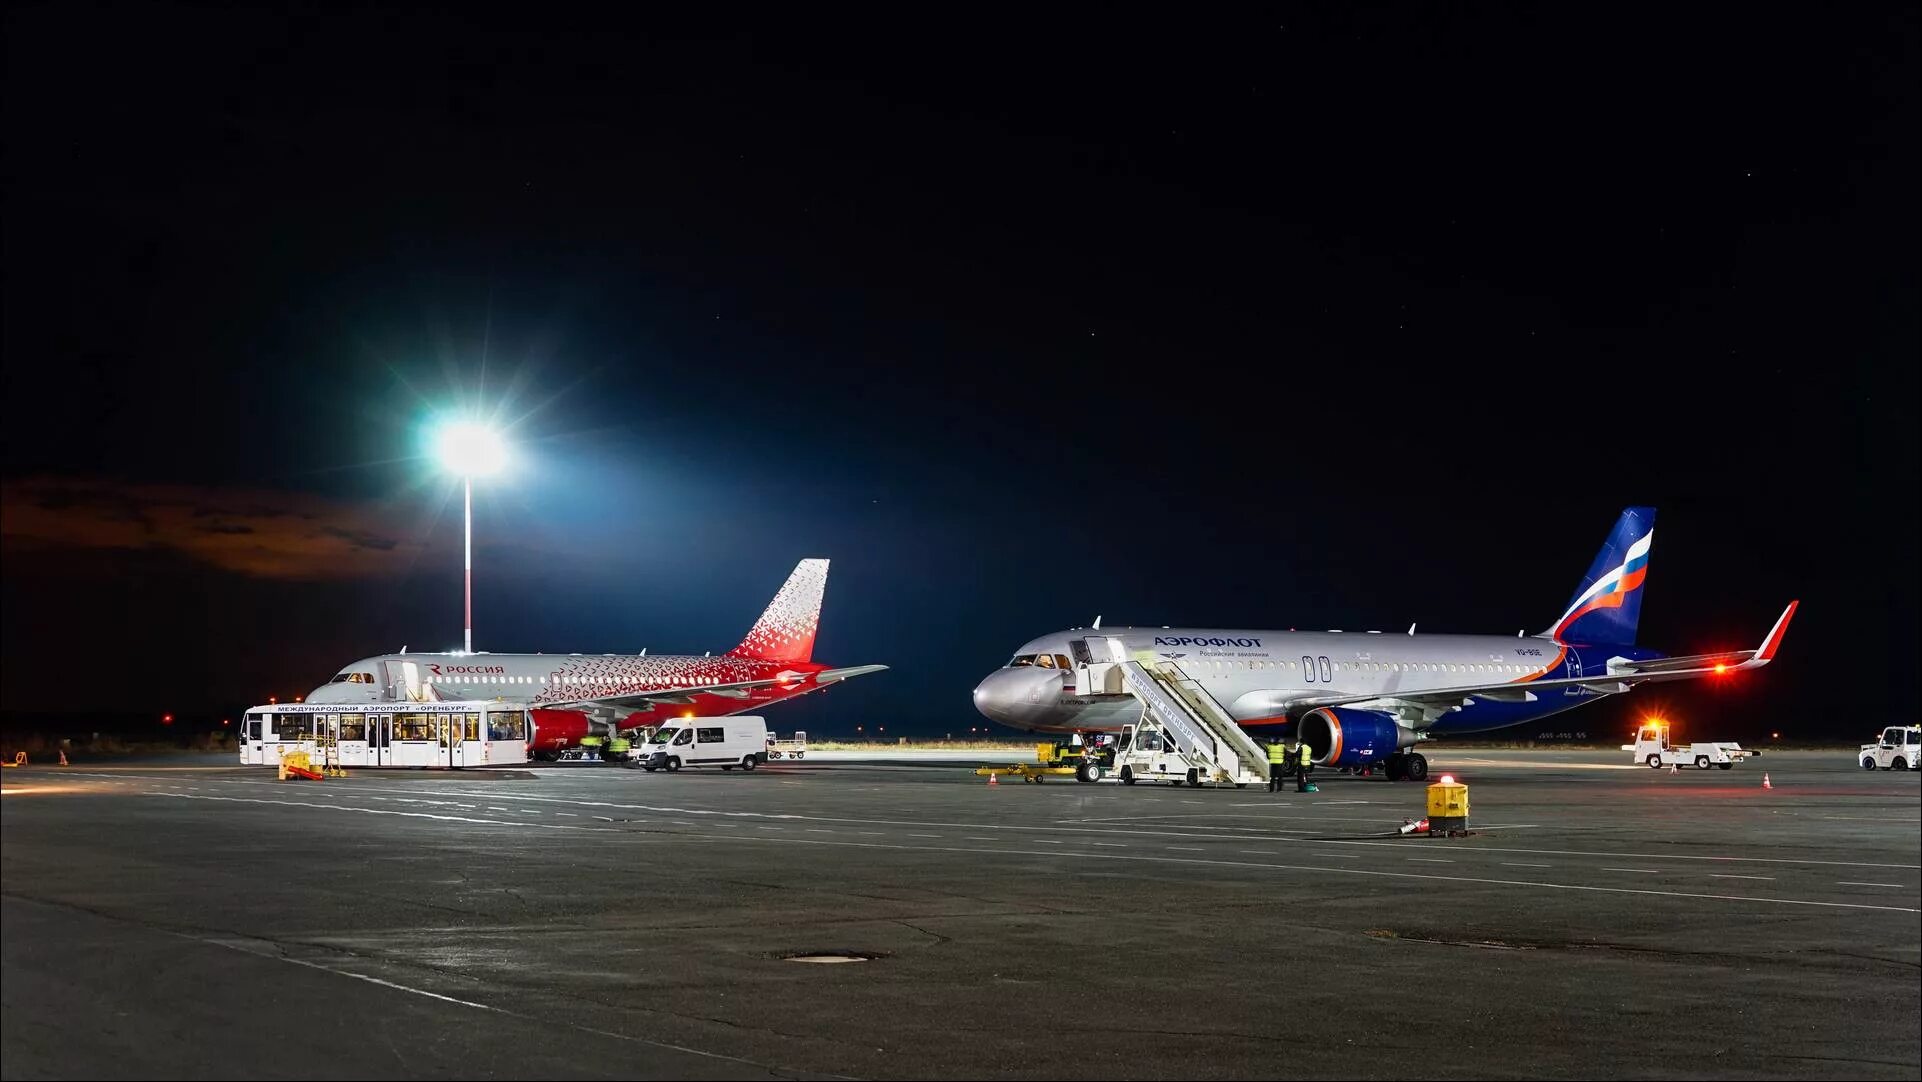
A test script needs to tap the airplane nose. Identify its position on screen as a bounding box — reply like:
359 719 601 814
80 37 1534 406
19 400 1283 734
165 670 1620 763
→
972 667 1058 726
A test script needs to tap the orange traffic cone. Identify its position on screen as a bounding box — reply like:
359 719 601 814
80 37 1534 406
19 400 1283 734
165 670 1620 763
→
57 748 68 766
988 772 998 786
1762 772 1772 790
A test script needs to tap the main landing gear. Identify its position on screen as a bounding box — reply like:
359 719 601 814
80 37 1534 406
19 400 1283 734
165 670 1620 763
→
1384 752 1430 782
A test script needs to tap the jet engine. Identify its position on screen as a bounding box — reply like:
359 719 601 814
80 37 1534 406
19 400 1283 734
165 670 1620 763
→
527 708 597 753
1297 707 1417 768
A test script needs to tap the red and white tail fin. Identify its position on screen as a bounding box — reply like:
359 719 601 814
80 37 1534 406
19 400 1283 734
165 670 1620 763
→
729 558 829 664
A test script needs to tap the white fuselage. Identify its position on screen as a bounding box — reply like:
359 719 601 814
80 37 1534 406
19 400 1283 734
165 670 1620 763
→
972 626 1646 735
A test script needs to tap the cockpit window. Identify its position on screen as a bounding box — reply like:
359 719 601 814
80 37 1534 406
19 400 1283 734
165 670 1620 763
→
1035 654 1056 668
1009 654 1037 667
1053 654 1073 670
331 672 375 684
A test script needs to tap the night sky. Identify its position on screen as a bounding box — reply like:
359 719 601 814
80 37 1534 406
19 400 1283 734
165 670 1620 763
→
4 6 1916 741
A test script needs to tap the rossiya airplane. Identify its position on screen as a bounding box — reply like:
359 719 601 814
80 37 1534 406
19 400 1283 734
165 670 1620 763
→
304 558 886 754
972 508 1797 781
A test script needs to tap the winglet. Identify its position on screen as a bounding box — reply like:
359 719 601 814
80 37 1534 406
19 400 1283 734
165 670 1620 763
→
1754 600 1799 662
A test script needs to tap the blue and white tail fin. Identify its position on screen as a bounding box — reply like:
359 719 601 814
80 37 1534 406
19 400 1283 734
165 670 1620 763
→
1543 507 1655 645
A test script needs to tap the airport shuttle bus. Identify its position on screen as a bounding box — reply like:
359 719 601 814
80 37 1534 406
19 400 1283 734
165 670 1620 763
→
239 701 529 769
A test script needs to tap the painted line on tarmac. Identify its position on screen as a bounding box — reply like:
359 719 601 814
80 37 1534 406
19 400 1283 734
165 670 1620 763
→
1317 839 1920 870
164 774 1922 870
143 791 571 829
1602 868 1663 874
1710 874 1774 881
614 830 1922 914
1836 881 1907 888
183 932 839 1077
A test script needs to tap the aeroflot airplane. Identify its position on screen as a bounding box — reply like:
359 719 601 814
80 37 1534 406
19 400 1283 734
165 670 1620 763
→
305 559 886 753
973 508 1797 780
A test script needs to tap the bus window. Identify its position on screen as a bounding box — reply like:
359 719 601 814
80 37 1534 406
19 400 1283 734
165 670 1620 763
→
276 713 312 740
338 714 366 741
395 713 432 741
246 716 262 742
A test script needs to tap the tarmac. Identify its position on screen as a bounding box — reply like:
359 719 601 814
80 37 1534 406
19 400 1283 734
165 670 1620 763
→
3 748 1917 1080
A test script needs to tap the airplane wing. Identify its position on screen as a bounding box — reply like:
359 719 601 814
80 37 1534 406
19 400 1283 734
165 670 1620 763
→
1274 602 1797 724
542 664 888 715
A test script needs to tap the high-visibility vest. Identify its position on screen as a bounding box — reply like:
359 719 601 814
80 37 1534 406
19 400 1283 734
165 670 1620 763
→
1297 744 1314 766
1267 743 1287 764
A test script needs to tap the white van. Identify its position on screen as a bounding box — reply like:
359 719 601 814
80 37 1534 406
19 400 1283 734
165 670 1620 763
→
631 716 769 773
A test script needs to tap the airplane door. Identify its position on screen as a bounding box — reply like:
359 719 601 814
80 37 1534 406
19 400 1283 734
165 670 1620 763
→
384 660 424 702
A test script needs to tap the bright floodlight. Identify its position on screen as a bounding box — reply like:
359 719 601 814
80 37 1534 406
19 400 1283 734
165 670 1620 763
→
435 421 506 477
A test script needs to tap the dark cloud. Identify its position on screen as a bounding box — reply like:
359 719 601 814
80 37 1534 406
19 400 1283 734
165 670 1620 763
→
320 526 400 552
2 477 421 580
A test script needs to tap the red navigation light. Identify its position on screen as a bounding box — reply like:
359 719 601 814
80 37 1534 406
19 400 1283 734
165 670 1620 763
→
221 718 230 726
162 714 174 724
294 695 303 703
1714 663 1728 674
268 696 277 704
1771 731 1780 740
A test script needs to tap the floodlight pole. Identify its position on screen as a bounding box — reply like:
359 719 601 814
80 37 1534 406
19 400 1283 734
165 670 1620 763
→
464 475 474 654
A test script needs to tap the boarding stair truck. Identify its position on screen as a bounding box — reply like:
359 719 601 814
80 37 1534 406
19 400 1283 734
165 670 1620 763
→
1110 716 1213 786
1859 725 1920 771
1623 721 1757 770
1073 636 1267 787
630 716 770 772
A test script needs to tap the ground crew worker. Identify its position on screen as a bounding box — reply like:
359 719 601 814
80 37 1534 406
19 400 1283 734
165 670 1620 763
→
1295 740 1315 792
1267 737 1288 792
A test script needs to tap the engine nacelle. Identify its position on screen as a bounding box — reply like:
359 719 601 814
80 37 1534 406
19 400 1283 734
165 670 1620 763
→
527 709 597 752
1298 707 1417 767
